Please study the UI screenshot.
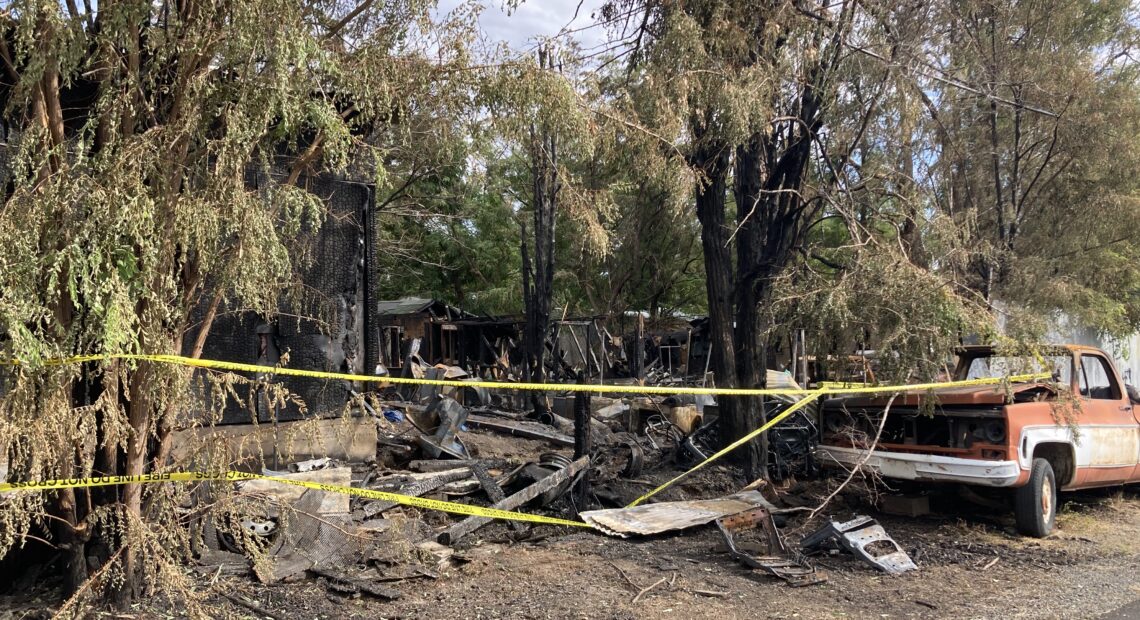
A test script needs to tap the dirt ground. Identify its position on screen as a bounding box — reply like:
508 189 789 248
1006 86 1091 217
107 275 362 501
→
108 479 1140 620
231 482 1140 620
6 432 1140 619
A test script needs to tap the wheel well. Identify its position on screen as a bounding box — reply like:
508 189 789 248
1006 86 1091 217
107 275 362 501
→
1034 443 1075 486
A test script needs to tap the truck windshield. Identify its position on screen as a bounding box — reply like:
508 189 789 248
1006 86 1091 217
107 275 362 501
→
962 355 1071 384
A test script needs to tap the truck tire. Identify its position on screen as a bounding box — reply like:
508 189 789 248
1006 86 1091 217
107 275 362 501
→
1014 458 1056 537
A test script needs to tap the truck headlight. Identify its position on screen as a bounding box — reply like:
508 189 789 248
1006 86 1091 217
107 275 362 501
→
823 410 852 434
983 421 1006 443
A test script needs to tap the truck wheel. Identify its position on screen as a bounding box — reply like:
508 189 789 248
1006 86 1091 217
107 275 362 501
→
1014 458 1056 537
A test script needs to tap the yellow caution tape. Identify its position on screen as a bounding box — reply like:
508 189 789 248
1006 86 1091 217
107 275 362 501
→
817 381 868 390
2 353 1051 514
811 373 1050 395
12 353 1051 398
0 471 588 528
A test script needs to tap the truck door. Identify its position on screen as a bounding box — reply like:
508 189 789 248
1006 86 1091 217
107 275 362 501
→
1075 353 1140 485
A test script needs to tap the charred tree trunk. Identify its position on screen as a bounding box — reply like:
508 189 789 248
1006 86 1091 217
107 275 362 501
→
691 139 740 453
728 65 826 479
522 46 560 413
572 378 591 513
682 2 852 481
731 139 766 480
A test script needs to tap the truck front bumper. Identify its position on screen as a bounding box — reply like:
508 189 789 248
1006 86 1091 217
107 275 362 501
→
815 445 1021 487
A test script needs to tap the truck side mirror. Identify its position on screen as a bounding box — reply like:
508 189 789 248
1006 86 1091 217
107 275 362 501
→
1127 384 1140 405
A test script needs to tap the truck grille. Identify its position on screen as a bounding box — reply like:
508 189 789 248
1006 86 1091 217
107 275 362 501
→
821 405 1006 453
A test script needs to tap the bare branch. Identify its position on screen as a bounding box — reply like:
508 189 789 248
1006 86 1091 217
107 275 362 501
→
323 0 374 41
807 395 896 521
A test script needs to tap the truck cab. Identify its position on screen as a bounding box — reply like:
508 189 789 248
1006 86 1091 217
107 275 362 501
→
815 345 1140 537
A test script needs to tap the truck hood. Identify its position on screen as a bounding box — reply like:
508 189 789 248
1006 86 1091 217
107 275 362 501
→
825 381 1055 408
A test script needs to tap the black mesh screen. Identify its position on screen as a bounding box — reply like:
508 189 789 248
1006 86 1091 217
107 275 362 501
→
183 175 375 424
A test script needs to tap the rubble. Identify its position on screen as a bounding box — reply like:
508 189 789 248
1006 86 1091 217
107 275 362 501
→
354 468 472 520
175 335 842 609
308 566 402 600
253 489 357 583
715 507 827 587
801 515 919 574
437 455 589 545
463 415 575 447
413 395 470 459
682 399 818 482
289 457 334 473
406 458 512 473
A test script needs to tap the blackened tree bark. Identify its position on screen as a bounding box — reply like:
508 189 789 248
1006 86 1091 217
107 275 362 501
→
731 139 766 479
732 120 818 479
691 134 742 462
522 46 561 412
603 0 861 481
724 3 852 480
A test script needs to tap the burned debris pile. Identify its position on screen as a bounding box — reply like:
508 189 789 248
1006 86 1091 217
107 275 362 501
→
177 341 914 608
114 295 925 612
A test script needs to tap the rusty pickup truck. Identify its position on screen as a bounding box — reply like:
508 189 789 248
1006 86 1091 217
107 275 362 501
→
815 345 1140 537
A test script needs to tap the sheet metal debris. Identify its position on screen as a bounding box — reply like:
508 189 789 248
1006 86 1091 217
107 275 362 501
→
801 515 918 574
464 414 576 447
580 491 776 537
254 490 359 583
416 395 470 459
715 507 827 587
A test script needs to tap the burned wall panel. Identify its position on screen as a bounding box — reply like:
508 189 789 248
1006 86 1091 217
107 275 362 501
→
184 175 375 424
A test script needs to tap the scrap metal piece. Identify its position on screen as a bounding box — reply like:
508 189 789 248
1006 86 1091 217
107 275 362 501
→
682 401 818 483
414 366 446 402
801 515 918 574
618 435 644 478
580 491 776 537
464 414 575 447
253 490 359 583
416 395 470 459
535 453 577 506
460 380 491 407
681 420 718 463
715 508 826 587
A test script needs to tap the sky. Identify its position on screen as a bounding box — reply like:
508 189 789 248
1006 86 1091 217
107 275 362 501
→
434 0 609 51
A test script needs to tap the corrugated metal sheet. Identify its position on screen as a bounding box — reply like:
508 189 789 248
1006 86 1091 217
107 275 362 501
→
581 491 775 537
376 297 436 317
